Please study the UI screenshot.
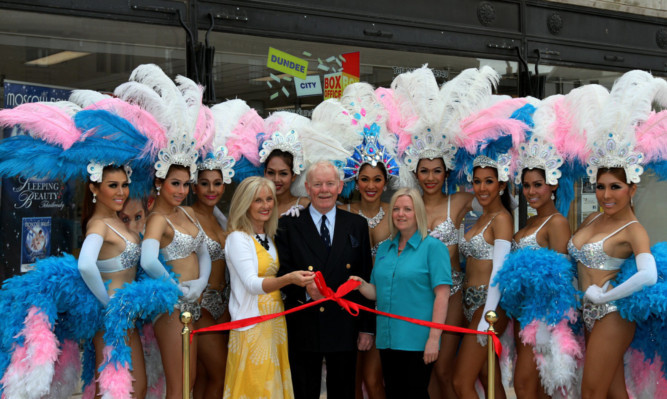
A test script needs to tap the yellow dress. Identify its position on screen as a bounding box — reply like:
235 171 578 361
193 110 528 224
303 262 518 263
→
224 238 294 399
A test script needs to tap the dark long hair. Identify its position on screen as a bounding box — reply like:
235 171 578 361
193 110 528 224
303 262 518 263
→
81 165 126 236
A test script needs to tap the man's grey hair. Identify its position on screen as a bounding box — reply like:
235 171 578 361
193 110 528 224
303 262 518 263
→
305 160 343 182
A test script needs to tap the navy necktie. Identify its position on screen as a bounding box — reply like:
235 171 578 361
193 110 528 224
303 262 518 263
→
320 215 331 249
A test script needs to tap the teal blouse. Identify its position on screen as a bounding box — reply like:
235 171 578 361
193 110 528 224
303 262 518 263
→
371 231 452 351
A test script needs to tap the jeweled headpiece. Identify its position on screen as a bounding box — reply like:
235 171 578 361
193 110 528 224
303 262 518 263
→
154 134 199 181
515 137 563 185
197 146 236 184
343 122 400 181
87 162 133 184
258 129 305 175
403 130 457 172
472 154 512 182
586 133 644 184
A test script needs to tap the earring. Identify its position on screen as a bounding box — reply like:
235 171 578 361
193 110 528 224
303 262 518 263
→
499 189 504 195
383 186 387 192
156 186 161 196
551 193 555 201
92 193 97 204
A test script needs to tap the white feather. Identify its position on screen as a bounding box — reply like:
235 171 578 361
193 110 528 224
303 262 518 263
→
311 99 361 152
175 75 204 135
210 98 252 148
68 90 111 108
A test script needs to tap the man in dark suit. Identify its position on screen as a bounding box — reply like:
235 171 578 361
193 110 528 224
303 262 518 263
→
276 160 374 399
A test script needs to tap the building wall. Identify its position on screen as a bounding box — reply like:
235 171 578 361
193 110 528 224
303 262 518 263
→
546 0 666 18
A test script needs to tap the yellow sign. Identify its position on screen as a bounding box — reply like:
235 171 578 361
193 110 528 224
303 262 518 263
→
267 47 308 80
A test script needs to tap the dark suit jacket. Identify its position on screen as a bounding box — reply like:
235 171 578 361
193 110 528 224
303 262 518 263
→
276 205 374 353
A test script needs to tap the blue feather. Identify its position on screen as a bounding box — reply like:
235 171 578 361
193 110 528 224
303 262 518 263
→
496 247 578 328
615 242 667 377
232 156 263 182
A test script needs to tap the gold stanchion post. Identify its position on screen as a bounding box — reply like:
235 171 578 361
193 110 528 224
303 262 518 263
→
181 311 192 399
486 310 498 399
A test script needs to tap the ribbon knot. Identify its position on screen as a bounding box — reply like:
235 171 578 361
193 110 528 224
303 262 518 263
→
314 271 360 316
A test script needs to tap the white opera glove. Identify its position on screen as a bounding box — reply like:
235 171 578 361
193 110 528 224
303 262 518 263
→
213 206 228 230
281 204 305 218
78 234 111 307
477 239 511 344
179 241 212 302
584 253 657 304
140 239 173 281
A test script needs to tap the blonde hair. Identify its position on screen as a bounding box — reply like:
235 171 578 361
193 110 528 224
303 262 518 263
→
388 187 428 240
227 176 278 239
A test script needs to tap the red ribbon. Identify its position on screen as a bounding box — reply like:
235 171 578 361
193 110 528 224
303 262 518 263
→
191 272 502 356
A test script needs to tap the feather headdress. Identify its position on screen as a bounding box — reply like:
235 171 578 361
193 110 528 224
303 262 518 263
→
386 66 458 189
583 70 667 183
437 67 531 185
334 82 400 191
114 64 214 181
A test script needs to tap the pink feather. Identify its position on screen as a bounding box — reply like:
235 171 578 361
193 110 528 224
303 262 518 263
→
23 307 59 366
459 117 528 153
227 109 264 165
194 106 215 154
82 381 96 399
98 346 133 399
458 98 529 152
519 320 539 346
635 111 667 163
550 97 589 163
0 103 80 149
552 319 582 358
375 87 416 155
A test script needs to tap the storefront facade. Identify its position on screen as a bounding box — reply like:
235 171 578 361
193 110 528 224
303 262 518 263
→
0 0 665 279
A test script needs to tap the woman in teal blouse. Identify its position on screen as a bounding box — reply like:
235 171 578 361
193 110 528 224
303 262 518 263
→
350 187 451 399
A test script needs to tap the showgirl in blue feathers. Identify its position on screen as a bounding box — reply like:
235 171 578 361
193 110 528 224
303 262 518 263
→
0 86 182 399
567 70 667 399
496 93 583 399
116 64 215 399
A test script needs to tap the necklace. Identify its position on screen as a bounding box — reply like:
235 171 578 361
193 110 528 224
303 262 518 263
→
255 234 269 250
359 206 385 229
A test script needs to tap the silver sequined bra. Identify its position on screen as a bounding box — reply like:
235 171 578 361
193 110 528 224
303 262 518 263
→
568 214 636 271
512 214 555 251
371 237 391 258
160 206 205 262
97 223 141 273
204 234 225 262
459 216 496 260
428 196 459 247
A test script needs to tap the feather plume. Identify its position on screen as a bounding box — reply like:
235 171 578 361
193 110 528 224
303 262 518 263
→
89 98 166 155
175 75 207 141
311 99 360 152
390 65 441 130
558 84 608 163
47 101 82 117
636 111 667 164
596 70 662 146
0 103 81 149
209 99 263 164
439 66 499 131
70 90 111 109
375 87 415 155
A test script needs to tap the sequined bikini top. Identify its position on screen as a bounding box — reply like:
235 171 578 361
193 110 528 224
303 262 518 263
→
459 215 497 260
204 234 225 262
512 214 555 251
160 207 205 262
428 196 459 247
97 223 141 273
567 213 637 271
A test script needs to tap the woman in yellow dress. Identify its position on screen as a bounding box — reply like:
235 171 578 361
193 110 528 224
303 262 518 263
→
224 176 315 398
